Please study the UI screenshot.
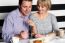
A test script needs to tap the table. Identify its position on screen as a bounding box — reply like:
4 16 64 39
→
48 37 65 43
18 37 65 43
11 36 65 43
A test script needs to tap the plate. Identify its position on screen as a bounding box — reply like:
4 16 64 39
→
29 37 45 43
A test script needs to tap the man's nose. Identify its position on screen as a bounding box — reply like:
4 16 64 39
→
26 7 30 11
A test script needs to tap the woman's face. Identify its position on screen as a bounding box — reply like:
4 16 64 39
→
37 4 48 14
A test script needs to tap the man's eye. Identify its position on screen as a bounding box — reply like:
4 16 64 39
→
29 6 32 8
23 6 27 8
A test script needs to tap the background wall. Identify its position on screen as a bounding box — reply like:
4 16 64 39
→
0 0 65 42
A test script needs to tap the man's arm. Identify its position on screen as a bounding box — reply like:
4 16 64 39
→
2 15 14 43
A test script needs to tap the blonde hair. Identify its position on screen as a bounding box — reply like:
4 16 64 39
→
37 0 51 10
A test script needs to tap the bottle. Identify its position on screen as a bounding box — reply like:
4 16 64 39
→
29 25 35 39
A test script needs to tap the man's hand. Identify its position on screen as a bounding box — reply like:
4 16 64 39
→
20 31 29 39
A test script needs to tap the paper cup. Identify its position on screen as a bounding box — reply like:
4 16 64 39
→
11 37 19 43
59 29 64 38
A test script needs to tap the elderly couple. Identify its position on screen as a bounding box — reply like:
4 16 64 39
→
2 0 59 43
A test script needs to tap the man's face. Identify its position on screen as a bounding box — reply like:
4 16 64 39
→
20 1 32 16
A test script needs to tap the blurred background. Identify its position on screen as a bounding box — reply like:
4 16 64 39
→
0 0 65 42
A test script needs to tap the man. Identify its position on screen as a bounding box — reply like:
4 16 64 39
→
2 0 32 43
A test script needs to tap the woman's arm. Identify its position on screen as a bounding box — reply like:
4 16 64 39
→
28 20 36 36
51 14 59 32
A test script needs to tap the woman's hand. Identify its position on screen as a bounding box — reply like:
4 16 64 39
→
28 20 37 35
28 20 35 27
35 34 45 38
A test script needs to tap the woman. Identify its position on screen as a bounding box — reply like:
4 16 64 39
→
29 0 59 38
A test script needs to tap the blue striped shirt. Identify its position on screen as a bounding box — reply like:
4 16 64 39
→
2 8 31 43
